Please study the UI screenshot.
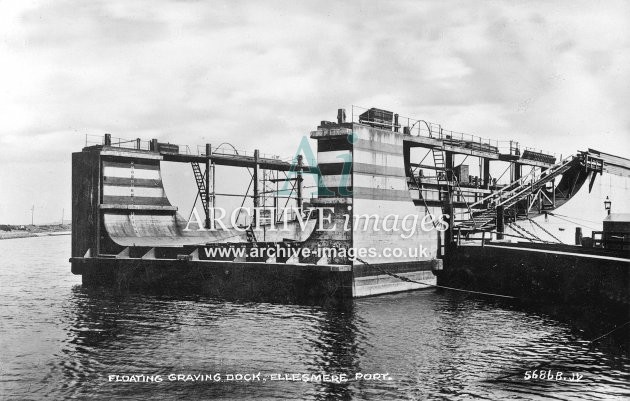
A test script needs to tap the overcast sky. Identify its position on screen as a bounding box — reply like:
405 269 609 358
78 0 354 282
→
1 0 628 224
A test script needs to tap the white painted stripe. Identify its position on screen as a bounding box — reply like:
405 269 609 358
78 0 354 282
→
482 244 630 263
103 186 165 198
320 174 352 188
317 150 351 164
353 150 404 168
103 166 161 180
353 174 408 190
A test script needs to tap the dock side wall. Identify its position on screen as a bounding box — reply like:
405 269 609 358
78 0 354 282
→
76 258 354 304
71 150 101 266
311 124 442 297
351 124 439 266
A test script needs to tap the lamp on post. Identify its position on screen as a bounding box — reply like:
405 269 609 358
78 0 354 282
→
604 196 612 215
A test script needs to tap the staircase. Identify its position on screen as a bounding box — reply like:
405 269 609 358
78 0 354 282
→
496 156 575 209
455 156 577 230
458 209 495 230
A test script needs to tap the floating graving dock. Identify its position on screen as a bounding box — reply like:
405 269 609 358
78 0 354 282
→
71 106 629 304
70 136 353 302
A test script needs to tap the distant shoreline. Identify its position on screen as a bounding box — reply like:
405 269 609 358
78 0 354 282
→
0 231 71 240
0 224 71 240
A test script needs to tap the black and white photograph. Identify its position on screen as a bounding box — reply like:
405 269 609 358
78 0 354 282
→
1 1 629 399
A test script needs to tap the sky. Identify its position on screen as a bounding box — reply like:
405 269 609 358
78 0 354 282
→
0 0 629 224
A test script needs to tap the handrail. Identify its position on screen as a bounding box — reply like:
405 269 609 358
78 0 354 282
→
497 156 575 208
84 134 286 160
468 172 531 209
492 168 540 206
468 155 574 210
351 105 559 157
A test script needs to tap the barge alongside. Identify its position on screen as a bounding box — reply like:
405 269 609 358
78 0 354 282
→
70 107 630 307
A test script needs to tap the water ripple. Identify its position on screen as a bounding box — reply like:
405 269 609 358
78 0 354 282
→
0 236 628 400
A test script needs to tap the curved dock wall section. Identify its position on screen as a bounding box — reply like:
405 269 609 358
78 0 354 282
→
72 148 251 262
505 154 630 244
101 156 249 248
102 159 170 206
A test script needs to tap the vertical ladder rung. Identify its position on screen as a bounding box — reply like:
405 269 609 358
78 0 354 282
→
191 162 209 211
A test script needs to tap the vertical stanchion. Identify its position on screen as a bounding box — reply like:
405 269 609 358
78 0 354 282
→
205 144 211 229
296 155 303 212
253 149 259 226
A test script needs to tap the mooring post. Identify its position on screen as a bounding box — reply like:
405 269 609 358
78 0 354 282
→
575 227 582 245
205 143 211 229
104 133 111 146
496 205 505 240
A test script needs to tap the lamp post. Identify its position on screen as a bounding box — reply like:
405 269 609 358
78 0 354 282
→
604 196 611 215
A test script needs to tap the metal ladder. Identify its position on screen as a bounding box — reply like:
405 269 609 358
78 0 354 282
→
432 148 446 201
191 162 209 215
432 147 477 228
432 148 445 170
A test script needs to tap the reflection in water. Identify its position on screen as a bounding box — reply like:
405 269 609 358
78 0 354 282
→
1 236 629 400
308 306 365 400
58 286 367 400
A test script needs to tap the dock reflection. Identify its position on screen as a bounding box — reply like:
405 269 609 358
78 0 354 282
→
60 285 365 400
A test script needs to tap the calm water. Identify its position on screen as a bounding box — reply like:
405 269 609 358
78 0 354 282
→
0 236 628 400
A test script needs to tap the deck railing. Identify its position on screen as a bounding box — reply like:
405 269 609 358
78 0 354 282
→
350 105 556 158
85 133 288 162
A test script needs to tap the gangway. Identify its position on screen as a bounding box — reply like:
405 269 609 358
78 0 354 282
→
456 156 578 230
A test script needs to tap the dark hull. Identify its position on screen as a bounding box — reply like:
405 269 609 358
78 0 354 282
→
72 257 353 305
440 243 630 317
